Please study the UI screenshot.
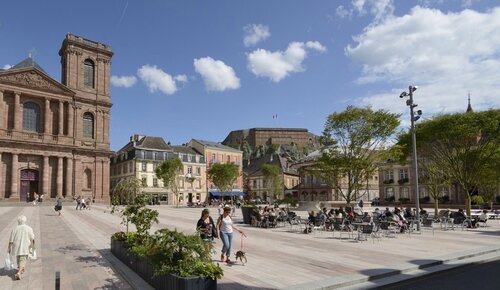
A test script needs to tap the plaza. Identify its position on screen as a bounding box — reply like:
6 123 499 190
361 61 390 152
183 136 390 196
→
2 203 500 290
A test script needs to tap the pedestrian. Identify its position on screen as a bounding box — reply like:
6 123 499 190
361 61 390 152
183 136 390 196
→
55 197 63 216
76 196 81 210
86 197 91 210
80 198 86 210
216 206 245 263
8 215 35 280
39 193 44 203
32 192 38 206
197 209 217 252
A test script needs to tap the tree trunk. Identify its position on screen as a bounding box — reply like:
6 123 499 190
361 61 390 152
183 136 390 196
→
465 195 471 217
489 200 493 210
434 200 439 216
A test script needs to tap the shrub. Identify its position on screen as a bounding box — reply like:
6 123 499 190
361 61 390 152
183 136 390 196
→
398 197 410 204
146 228 223 280
419 196 431 203
385 196 395 203
471 195 484 205
438 195 450 204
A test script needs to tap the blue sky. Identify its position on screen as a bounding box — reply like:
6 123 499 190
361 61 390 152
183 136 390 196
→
1 0 499 150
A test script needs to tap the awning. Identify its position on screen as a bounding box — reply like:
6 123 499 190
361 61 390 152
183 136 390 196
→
210 191 245 197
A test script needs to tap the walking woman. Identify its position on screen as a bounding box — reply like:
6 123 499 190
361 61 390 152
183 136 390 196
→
8 215 35 280
197 209 217 252
216 206 245 263
55 197 63 216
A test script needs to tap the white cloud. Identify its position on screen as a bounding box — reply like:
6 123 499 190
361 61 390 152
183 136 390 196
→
2 64 12 70
247 41 326 82
110 75 137 88
137 65 185 95
243 24 270 47
336 5 352 18
174 74 188 83
193 57 240 92
336 0 394 22
346 6 500 115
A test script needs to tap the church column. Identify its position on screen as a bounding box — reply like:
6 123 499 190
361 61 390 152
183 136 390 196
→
43 155 49 196
13 93 21 131
0 90 4 129
10 153 19 199
65 157 73 197
68 102 74 138
74 158 82 196
44 98 51 135
57 156 63 197
102 159 110 202
59 101 64 136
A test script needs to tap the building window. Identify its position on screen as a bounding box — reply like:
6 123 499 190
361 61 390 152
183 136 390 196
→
399 169 409 180
400 187 409 199
129 162 134 173
142 177 147 187
227 155 231 163
384 170 394 181
22 102 41 132
84 168 92 190
83 112 94 139
211 153 215 163
187 166 192 174
386 187 394 198
196 167 201 175
142 162 147 171
84 59 95 88
123 164 127 174
153 163 158 171
153 178 158 187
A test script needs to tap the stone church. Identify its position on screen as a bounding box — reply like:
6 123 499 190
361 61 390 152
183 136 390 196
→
0 34 113 202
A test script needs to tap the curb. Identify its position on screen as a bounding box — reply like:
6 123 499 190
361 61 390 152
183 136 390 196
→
286 246 500 290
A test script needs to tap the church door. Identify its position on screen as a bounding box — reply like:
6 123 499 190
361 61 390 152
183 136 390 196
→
20 169 39 202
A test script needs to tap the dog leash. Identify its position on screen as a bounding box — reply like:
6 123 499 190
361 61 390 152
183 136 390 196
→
240 231 247 251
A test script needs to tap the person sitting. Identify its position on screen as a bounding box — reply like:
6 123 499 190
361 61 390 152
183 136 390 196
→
251 208 262 227
361 212 371 223
404 207 414 220
393 208 408 233
383 207 393 218
477 210 488 227
453 208 473 228
419 207 428 216
372 208 382 223
304 211 317 233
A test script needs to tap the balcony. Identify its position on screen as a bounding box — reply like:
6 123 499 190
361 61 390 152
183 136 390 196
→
383 179 394 184
397 178 409 185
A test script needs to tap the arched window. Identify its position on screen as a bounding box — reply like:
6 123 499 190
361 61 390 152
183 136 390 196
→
84 168 92 189
84 59 95 88
83 112 94 139
23 102 41 132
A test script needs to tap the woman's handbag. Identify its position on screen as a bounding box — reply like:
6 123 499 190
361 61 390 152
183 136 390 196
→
4 253 15 270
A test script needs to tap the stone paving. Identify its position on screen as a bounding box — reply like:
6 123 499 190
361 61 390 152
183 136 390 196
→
1 203 500 290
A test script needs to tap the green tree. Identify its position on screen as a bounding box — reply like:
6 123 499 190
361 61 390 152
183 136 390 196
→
419 157 450 216
155 158 183 207
478 148 500 209
111 177 143 206
207 163 239 203
309 106 400 205
261 163 284 203
397 109 500 216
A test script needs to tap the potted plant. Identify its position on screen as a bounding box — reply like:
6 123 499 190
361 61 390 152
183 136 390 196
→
241 203 256 224
110 185 222 290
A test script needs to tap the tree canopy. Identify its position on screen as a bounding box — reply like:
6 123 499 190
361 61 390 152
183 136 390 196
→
261 163 283 202
155 158 183 207
397 109 500 215
207 163 239 201
309 106 400 204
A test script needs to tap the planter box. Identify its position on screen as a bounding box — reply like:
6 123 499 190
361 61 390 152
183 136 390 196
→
111 239 217 290
241 206 255 224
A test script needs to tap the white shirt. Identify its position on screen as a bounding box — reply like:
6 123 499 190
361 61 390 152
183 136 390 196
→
220 215 233 233
10 224 35 256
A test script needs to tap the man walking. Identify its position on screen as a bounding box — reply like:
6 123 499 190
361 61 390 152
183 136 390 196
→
8 215 35 280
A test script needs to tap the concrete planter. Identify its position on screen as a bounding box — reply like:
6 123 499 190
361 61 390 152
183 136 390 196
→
241 206 255 224
111 239 217 290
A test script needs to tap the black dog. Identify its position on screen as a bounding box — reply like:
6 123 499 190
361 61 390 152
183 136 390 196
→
235 250 247 265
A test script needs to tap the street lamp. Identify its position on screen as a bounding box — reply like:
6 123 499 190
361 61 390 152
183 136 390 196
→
399 85 423 231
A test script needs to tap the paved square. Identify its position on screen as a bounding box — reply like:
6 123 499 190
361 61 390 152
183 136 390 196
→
1 203 500 290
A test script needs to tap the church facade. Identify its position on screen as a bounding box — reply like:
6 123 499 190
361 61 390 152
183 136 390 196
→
0 34 113 202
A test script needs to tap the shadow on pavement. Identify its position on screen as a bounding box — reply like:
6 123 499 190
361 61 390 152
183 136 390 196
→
0 268 17 280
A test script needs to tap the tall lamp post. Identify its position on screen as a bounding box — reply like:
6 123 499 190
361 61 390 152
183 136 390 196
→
400 85 423 231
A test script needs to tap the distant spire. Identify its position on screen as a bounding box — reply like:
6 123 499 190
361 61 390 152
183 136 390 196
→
466 91 473 113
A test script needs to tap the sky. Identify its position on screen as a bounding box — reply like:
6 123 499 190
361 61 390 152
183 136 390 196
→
1 0 499 151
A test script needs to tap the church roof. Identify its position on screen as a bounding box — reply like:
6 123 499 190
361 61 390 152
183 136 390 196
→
10 57 47 74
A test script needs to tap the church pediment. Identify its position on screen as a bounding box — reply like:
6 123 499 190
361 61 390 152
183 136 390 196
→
0 68 74 95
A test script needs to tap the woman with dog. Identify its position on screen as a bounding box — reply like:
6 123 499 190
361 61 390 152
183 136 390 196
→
216 206 245 263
